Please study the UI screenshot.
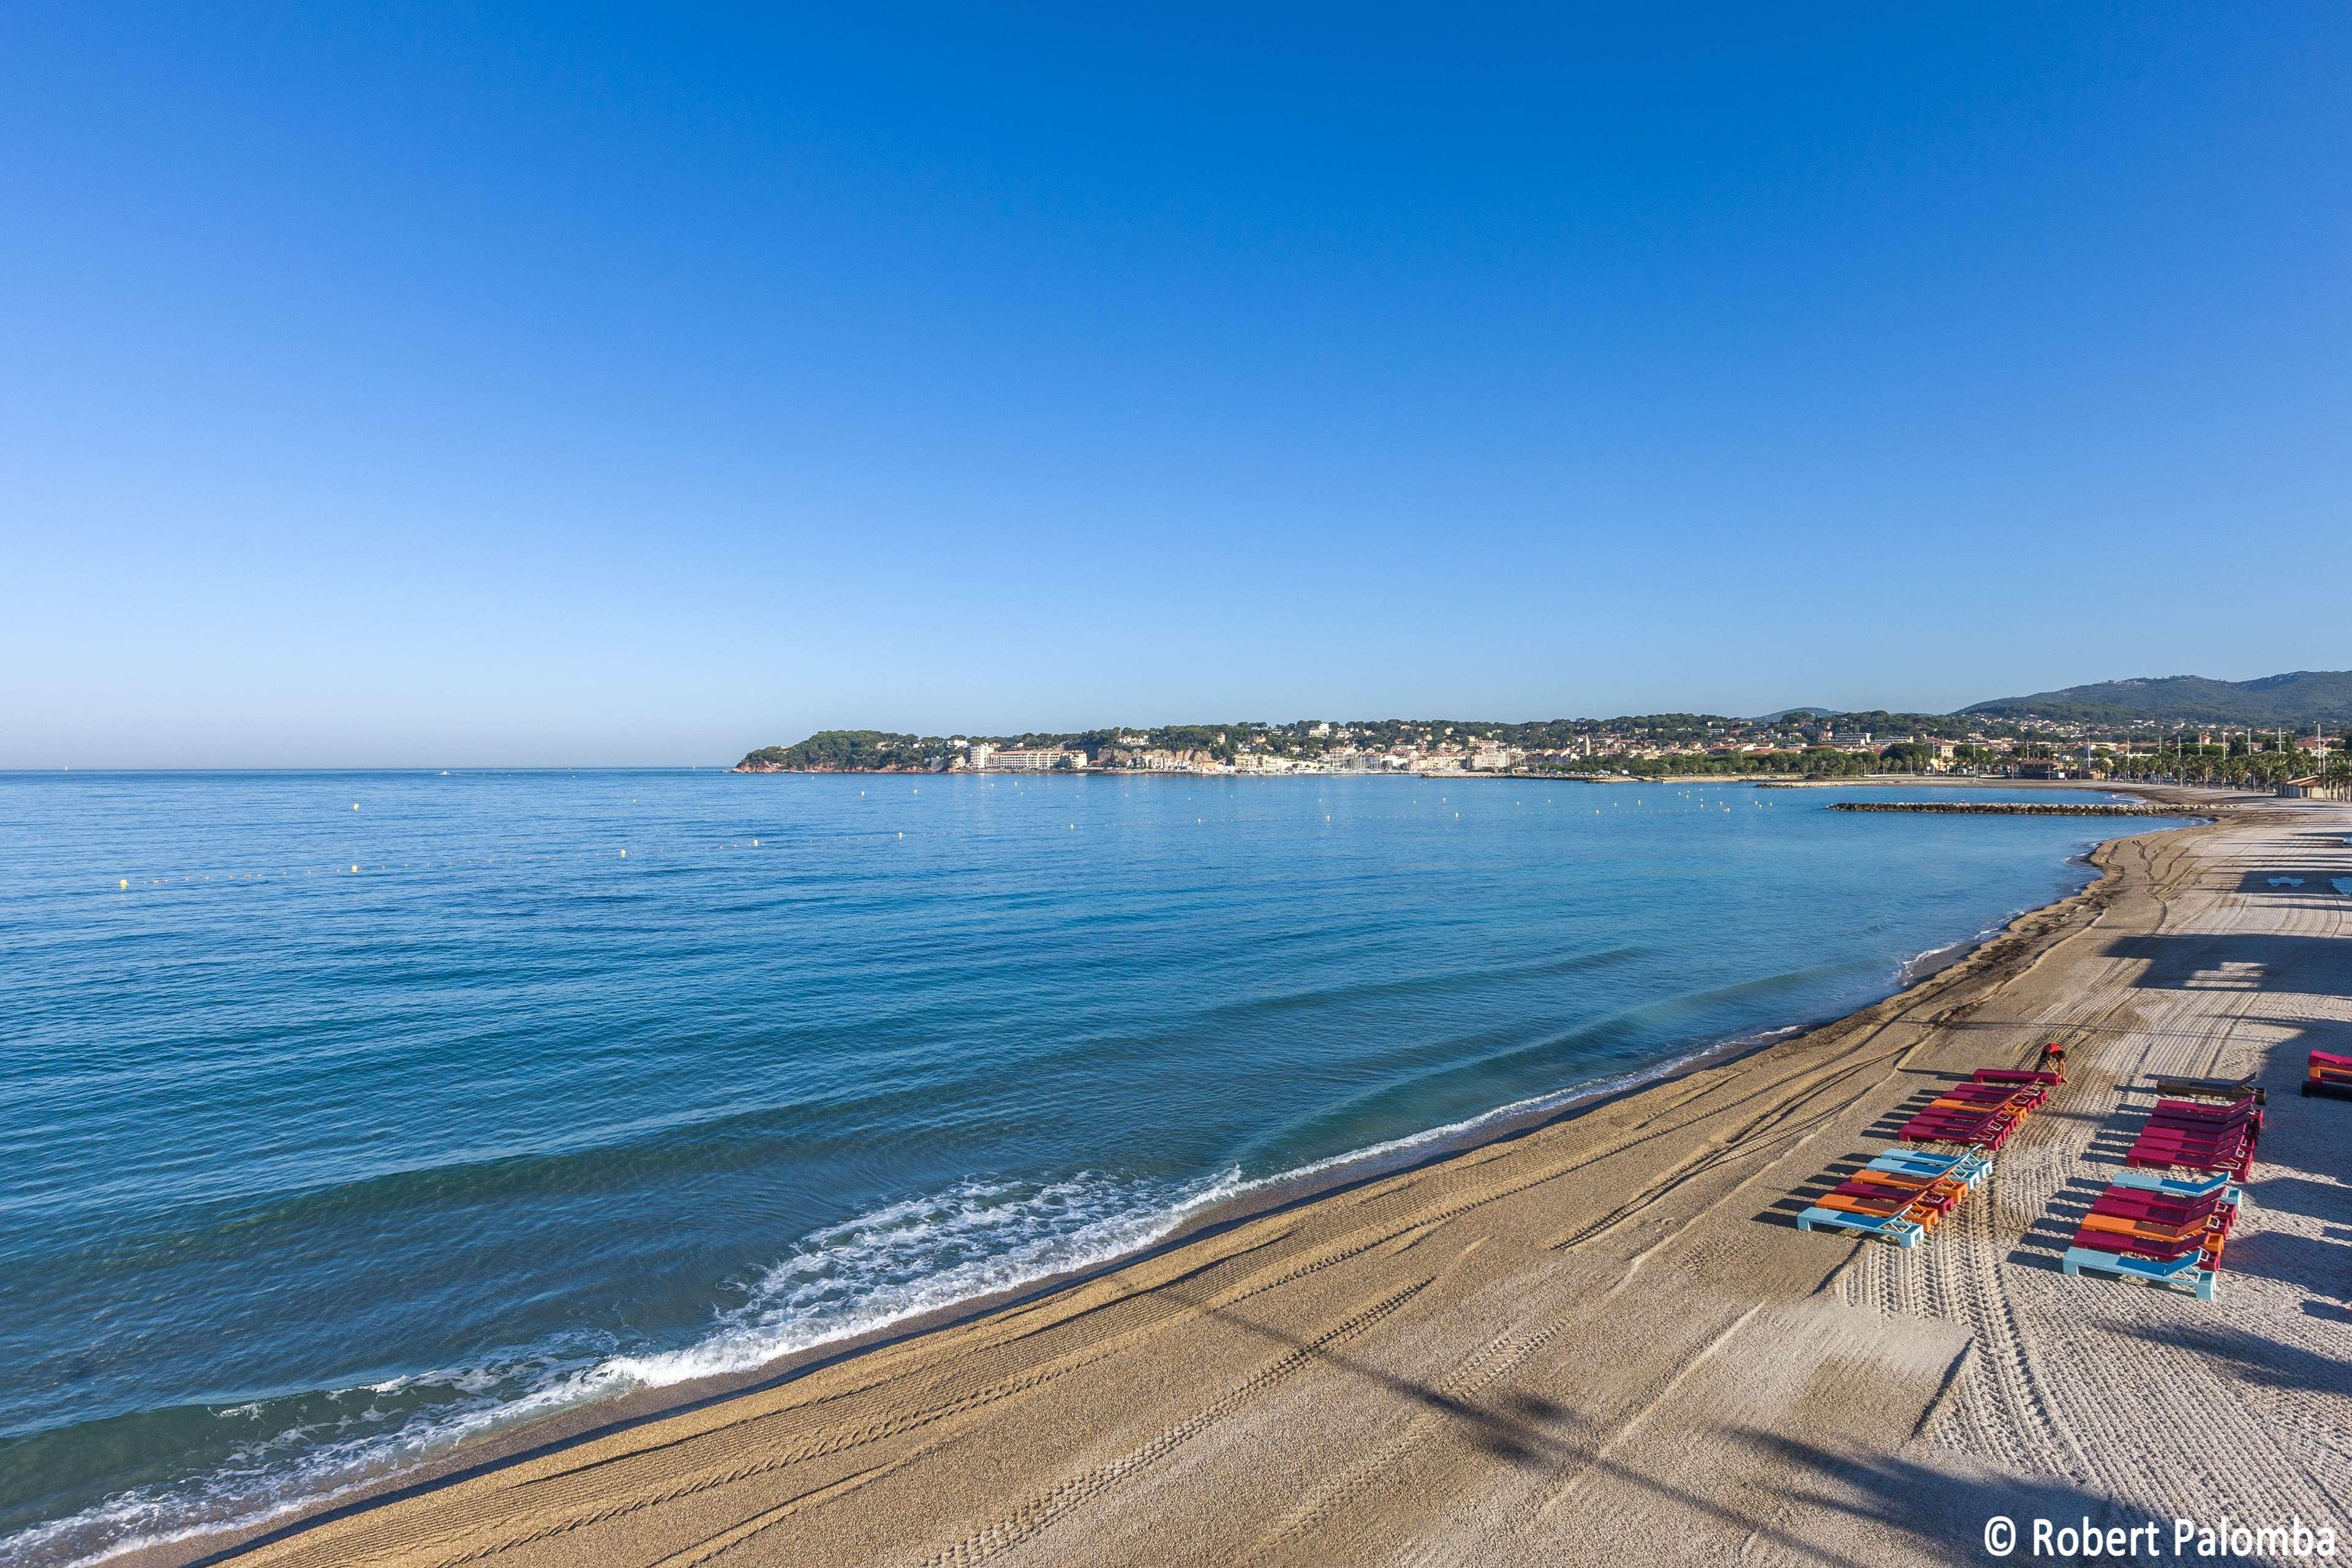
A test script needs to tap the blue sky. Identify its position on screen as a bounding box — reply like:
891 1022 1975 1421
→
4 5 2347 766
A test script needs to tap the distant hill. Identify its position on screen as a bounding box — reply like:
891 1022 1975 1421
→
1962 671 2352 726
1751 706 1844 723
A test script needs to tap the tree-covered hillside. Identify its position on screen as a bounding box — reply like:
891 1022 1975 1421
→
1964 671 2352 726
737 731 959 771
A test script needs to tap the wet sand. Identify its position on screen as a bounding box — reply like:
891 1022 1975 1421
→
173 790 2352 1567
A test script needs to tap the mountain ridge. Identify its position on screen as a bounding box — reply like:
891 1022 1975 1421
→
1960 669 2352 726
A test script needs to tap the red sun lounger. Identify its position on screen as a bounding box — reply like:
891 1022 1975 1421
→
2149 1098 2262 1127
2124 1129 2257 1182
2087 1190 2237 1231
1896 1078 2050 1150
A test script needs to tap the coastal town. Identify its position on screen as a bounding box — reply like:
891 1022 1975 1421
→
737 711 2351 793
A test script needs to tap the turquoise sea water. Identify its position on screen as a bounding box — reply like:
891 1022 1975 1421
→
0 771 2187 1562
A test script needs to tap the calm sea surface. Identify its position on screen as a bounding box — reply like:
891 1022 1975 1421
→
0 771 2188 1561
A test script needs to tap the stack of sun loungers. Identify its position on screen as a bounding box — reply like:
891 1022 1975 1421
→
1797 1063 2064 1248
2122 1096 2261 1183
1893 1069 2060 1152
2062 1171 2241 1300
1796 1147 1993 1248
2305 1049 2352 1100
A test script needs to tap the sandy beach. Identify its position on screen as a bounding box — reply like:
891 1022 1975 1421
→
172 790 2352 1568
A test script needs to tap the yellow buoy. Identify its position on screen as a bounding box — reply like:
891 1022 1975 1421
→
620 848 627 857
352 803 360 811
350 864 359 873
751 839 760 847
897 831 904 839
119 878 129 889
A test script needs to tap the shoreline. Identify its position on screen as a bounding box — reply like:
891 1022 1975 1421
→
108 781 2245 1568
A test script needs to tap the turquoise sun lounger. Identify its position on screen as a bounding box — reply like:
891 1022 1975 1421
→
2060 1242 2221 1300
1866 1148 1993 1189
1799 1205 1929 1246
2111 1169 2242 1205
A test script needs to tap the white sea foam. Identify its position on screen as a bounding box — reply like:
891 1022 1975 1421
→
2 1168 1245 1568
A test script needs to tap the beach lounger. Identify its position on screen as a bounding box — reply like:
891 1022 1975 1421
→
1904 1080 2043 1117
1883 1148 1992 1185
2126 1125 2257 1158
2306 1050 2352 1101
2139 1118 2260 1150
2125 1104 2260 1178
2086 1185 2237 1225
2060 1241 2220 1297
2148 1098 2262 1127
1826 1177 1964 1219
1799 1205 1930 1246
2064 1246 2222 1299
2061 1175 2240 1300
2144 1117 2260 1142
2149 1074 2265 1105
2111 1169 2237 1202
2123 1131 2256 1182
1898 1090 2038 1149
1797 1150 1989 1246
2069 1227 2215 1264
1825 1155 1978 1205
1921 1084 2041 1109
2078 1207 2233 1248
2087 1186 2239 1226
2128 1121 2259 1155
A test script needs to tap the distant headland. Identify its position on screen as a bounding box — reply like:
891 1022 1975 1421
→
736 673 2352 787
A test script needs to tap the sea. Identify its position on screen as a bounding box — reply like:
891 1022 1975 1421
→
0 769 2192 1563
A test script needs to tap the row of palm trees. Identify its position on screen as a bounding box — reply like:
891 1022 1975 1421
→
2101 745 2348 791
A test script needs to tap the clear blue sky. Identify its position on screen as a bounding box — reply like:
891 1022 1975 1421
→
5 5 2347 766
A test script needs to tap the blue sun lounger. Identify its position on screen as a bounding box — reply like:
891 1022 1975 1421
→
1800 1204 1929 1246
2111 1169 2241 1204
2060 1242 2222 1300
1878 1148 1994 1187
